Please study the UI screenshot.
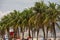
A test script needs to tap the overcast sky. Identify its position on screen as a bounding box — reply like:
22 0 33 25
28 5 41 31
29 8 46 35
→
0 0 59 12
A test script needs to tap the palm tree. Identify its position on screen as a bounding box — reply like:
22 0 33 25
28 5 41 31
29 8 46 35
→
28 13 37 40
0 14 13 40
9 10 22 40
43 2 60 40
21 8 34 40
33 1 48 40
1 10 21 40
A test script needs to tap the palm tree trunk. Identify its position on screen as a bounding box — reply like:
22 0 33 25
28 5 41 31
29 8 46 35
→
37 29 39 40
14 27 17 40
46 27 48 40
22 31 24 40
53 28 56 40
0 30 2 40
52 22 56 40
33 30 35 37
7 28 10 40
42 27 46 40
32 30 33 40
17 27 20 38
22 28 24 40
51 28 52 37
29 28 31 38
1 30 5 40
2 33 4 40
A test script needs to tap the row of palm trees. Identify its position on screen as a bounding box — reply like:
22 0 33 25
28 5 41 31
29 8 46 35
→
0 1 60 40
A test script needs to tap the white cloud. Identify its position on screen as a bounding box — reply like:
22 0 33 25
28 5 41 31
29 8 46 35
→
0 11 12 19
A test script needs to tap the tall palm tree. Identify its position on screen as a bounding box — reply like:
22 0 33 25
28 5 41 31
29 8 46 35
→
21 8 34 40
28 13 37 40
1 10 21 40
43 2 60 40
0 14 13 40
33 1 48 40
